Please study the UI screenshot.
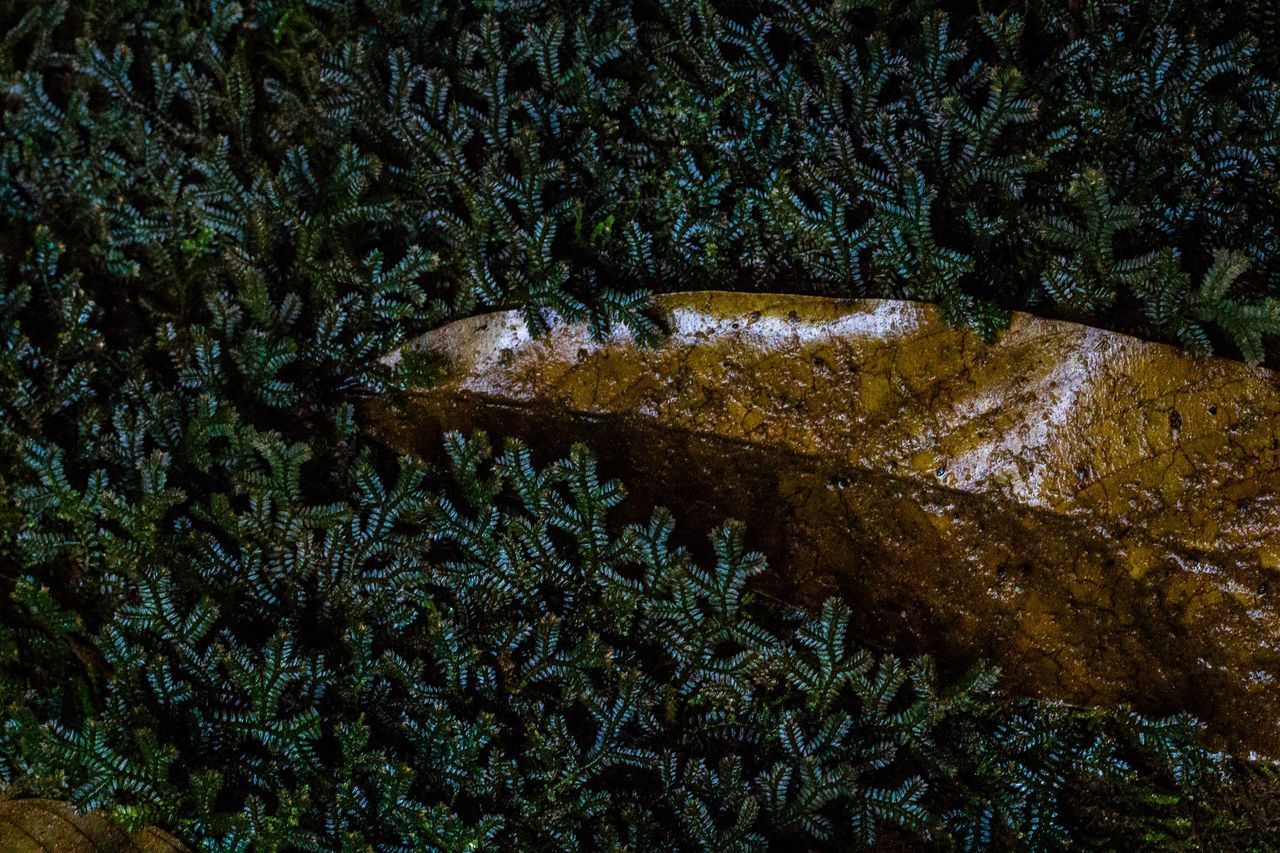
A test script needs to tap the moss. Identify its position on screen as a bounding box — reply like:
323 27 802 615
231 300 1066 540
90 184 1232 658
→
2 0 1280 848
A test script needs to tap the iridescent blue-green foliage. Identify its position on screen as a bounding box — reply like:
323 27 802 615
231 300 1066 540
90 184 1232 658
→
3 0 1280 362
2 0 1280 849
1 427 1269 849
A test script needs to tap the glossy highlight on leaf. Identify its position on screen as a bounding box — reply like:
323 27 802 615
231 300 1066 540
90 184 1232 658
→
371 291 1280 755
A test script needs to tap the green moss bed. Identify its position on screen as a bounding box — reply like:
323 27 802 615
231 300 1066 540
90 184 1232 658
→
3 0 1280 848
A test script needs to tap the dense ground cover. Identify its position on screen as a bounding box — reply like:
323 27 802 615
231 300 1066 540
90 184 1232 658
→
2 0 1280 848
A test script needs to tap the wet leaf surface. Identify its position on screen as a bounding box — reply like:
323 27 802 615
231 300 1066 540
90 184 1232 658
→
367 292 1280 755
0 798 187 852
